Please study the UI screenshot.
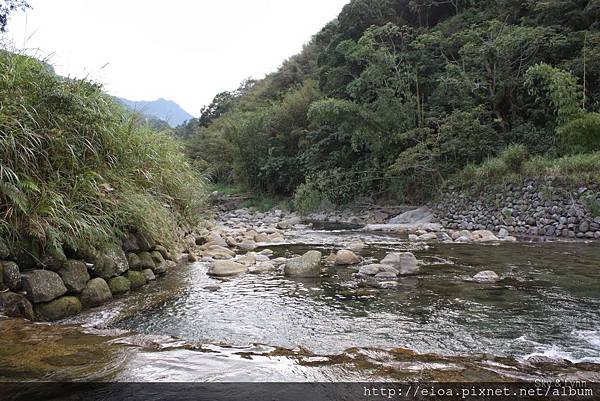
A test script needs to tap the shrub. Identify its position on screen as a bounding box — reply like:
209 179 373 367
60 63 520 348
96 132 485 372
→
0 51 205 257
292 182 322 214
500 144 530 174
557 113 600 154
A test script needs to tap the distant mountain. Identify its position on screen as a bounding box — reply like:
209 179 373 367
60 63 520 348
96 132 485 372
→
117 97 194 127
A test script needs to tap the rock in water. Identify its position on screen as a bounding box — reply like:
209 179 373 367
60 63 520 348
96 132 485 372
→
80 278 112 307
57 260 90 293
284 251 322 278
35 296 82 321
472 270 501 283
346 240 365 253
471 230 499 242
380 252 420 275
208 260 248 277
335 249 361 265
21 270 68 303
358 264 384 276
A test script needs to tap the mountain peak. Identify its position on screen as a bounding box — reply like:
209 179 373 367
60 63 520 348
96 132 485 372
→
118 97 194 127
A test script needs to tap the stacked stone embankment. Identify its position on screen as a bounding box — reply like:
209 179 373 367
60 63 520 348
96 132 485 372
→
433 180 600 239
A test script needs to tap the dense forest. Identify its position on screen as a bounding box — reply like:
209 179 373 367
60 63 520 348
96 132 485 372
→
179 0 600 210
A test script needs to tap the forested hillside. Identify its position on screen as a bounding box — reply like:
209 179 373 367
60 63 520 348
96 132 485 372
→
180 0 600 209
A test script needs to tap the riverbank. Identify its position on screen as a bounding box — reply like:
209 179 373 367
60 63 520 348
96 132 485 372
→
2 204 600 383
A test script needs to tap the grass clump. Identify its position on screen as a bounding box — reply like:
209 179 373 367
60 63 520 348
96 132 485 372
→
0 51 205 260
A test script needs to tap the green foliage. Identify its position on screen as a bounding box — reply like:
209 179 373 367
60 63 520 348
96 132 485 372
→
525 63 583 126
185 0 600 204
501 144 530 174
0 51 205 257
557 112 600 154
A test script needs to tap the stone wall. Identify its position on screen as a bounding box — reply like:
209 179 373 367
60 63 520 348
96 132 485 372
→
433 179 600 239
0 231 182 322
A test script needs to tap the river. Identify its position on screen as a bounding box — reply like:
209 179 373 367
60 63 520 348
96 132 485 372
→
1 221 599 383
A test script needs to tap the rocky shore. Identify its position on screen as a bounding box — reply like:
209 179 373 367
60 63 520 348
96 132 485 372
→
184 206 514 292
434 179 600 240
0 229 188 322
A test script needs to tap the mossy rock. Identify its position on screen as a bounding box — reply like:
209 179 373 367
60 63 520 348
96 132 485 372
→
108 276 131 295
80 278 112 307
126 270 147 290
126 253 142 270
35 296 82 321
137 251 155 269
141 269 156 282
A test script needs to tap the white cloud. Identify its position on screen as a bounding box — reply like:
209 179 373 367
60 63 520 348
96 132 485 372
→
6 0 349 115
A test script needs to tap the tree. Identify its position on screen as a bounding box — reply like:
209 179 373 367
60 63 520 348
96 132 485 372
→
0 0 29 32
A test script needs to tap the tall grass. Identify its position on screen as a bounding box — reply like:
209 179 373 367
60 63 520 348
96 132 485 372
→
0 50 205 260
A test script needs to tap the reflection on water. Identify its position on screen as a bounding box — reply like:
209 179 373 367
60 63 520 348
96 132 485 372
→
2 225 600 382
112 227 600 363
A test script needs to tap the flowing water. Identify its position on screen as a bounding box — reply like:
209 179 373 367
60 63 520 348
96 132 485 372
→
2 223 600 382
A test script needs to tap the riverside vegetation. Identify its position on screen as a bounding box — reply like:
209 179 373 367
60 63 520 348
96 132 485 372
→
0 49 206 320
179 0 600 212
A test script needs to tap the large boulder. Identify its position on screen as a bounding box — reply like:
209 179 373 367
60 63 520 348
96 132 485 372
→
208 260 248 277
389 207 433 224
57 260 90 293
335 250 361 265
472 230 499 242
108 276 131 295
284 251 322 278
127 253 143 270
380 252 420 275
202 245 235 260
126 270 147 290
35 296 82 321
80 278 112 307
0 291 35 320
0 261 21 290
137 251 156 269
88 245 129 279
21 270 67 303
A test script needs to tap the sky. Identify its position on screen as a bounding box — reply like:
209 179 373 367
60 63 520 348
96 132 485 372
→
6 0 349 116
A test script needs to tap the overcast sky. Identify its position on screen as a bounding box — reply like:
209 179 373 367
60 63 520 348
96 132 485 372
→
6 0 349 116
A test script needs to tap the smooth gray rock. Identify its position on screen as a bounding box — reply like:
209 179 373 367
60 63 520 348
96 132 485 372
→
472 270 501 283
380 252 420 275
208 260 248 277
389 207 433 224
334 249 361 265
21 270 67 303
284 251 322 278
358 264 384 276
